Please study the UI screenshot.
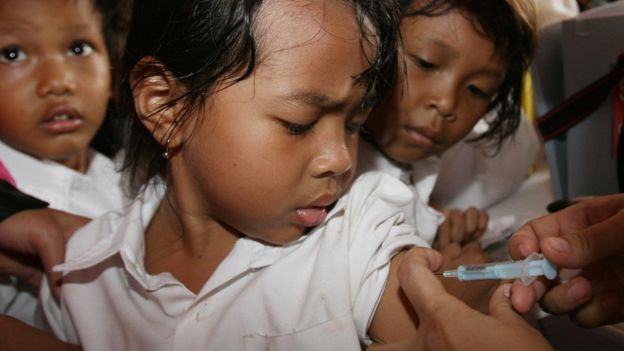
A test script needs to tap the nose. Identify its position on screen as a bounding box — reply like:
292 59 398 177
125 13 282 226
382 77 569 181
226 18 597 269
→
36 56 77 97
426 80 457 121
310 130 353 179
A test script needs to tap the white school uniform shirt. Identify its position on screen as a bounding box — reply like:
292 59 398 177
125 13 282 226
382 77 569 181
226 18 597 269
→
41 172 428 351
0 140 130 327
357 113 539 244
357 140 443 246
431 114 540 210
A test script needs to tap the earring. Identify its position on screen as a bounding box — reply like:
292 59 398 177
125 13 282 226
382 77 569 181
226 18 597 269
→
162 138 171 159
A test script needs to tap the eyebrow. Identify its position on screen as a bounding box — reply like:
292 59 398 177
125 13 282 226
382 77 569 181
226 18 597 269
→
281 91 350 112
0 22 93 34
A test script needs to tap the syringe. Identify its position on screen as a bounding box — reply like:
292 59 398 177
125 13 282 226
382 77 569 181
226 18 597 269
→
441 253 557 285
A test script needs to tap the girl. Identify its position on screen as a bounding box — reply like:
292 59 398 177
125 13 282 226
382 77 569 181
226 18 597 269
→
0 0 129 328
39 0 429 349
358 0 538 248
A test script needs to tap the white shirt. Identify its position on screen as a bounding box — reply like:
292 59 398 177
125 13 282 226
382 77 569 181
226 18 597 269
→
432 115 540 210
0 141 130 327
0 141 129 218
42 172 428 351
357 141 444 245
357 114 539 244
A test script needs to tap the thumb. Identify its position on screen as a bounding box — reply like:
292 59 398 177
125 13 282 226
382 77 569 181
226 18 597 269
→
489 283 525 324
397 247 446 317
541 208 624 268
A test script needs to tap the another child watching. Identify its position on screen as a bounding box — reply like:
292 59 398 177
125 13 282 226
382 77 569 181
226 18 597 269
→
359 0 538 248
0 0 129 327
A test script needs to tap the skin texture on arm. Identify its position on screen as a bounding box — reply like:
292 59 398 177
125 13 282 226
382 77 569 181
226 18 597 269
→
368 250 420 344
509 194 624 327
0 315 81 351
368 247 554 351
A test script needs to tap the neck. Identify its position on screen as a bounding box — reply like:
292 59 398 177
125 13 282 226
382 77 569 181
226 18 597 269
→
55 149 93 173
143 186 239 294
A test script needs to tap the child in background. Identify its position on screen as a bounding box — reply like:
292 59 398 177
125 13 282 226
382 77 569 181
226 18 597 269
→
0 0 129 328
38 0 430 349
359 0 538 249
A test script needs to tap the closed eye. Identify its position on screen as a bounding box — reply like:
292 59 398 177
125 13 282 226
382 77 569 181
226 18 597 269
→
0 46 27 63
345 121 363 134
468 85 493 100
281 120 316 135
411 55 437 72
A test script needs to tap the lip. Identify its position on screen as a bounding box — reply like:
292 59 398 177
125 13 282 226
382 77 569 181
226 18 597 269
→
40 105 83 134
403 125 440 149
294 193 338 227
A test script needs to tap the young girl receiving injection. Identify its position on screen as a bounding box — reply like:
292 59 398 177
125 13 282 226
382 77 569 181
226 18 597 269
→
0 0 129 328
38 0 429 349
359 0 538 248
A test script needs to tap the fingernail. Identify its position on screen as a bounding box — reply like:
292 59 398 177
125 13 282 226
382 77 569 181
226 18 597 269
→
566 281 590 303
545 237 570 253
503 283 512 298
518 245 532 258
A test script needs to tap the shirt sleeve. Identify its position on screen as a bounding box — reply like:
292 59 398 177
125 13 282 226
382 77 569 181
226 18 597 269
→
344 172 429 343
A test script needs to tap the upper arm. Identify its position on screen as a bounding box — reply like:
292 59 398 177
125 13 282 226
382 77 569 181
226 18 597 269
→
367 250 419 344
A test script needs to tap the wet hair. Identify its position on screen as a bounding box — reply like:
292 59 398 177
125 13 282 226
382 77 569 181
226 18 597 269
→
399 0 537 151
118 0 400 194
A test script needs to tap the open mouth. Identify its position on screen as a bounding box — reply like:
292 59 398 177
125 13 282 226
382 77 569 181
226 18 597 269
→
41 109 83 133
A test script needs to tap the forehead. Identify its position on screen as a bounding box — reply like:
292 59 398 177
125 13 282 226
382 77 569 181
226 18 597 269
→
0 0 100 33
249 0 372 102
401 10 505 69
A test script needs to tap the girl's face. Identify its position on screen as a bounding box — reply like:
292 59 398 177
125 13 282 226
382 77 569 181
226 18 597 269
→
170 0 371 245
366 10 507 164
0 0 111 171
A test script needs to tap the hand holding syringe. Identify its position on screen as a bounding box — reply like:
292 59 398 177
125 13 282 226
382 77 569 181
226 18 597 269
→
440 253 557 286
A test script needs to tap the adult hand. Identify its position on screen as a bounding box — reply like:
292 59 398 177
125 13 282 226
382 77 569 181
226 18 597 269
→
509 194 624 327
437 242 498 313
0 208 89 300
367 247 553 351
0 315 81 350
435 207 489 249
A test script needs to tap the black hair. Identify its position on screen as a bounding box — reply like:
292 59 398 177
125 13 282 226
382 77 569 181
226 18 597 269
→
88 0 133 157
399 0 536 151
118 0 400 193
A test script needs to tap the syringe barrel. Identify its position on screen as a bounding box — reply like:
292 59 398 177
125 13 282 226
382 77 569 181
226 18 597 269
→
456 262 523 280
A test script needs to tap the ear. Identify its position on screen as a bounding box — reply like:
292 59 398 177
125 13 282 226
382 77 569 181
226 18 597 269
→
130 57 186 148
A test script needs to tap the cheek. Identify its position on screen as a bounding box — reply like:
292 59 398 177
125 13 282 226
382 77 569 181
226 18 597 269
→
80 63 111 119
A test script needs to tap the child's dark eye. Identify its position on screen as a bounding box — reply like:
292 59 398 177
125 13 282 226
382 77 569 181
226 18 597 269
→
0 46 27 63
413 56 437 71
468 85 492 100
345 121 363 134
281 121 315 135
68 41 94 56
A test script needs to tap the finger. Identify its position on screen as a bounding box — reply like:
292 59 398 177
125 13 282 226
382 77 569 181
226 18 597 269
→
488 283 525 324
570 290 624 327
435 220 452 250
464 207 480 238
476 211 489 239
541 209 624 268
397 247 446 317
510 278 549 314
449 211 465 244
508 223 542 260
540 276 592 315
